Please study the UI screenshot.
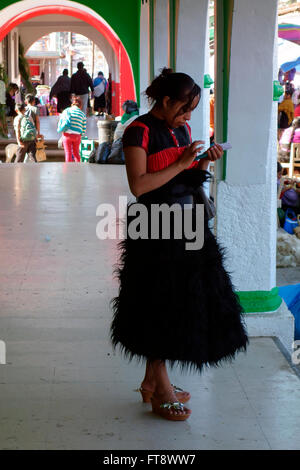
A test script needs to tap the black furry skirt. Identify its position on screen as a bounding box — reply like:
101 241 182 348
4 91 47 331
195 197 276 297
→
110 169 248 372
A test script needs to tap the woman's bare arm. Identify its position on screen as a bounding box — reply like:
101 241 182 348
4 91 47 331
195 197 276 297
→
125 143 223 197
125 141 204 197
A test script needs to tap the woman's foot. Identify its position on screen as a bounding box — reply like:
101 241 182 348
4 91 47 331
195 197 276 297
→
139 382 191 404
140 360 190 403
141 360 191 420
151 390 191 421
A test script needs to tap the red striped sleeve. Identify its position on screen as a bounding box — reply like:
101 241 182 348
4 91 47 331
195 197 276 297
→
122 121 149 153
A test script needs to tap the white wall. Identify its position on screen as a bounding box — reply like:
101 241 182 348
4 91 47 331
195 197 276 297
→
216 0 278 292
139 1 150 112
176 0 210 143
153 0 168 76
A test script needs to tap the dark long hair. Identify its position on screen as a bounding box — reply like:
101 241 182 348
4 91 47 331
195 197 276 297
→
145 67 201 113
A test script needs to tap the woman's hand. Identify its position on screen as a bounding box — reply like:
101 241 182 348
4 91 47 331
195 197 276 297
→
177 140 205 170
197 143 224 170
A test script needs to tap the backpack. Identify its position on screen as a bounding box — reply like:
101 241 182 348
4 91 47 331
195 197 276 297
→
25 106 38 126
57 108 71 133
20 116 37 141
106 138 125 164
88 148 97 163
95 142 111 163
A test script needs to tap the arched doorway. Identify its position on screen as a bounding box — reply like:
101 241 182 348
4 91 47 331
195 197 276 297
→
0 0 137 115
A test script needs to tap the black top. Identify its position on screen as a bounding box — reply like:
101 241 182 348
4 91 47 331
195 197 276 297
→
70 70 94 95
6 92 16 117
122 112 210 205
122 112 200 174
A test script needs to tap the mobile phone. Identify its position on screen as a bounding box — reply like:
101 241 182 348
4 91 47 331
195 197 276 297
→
194 141 232 161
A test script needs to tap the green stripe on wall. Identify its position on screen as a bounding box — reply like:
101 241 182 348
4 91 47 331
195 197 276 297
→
215 0 234 181
237 287 283 313
149 0 155 81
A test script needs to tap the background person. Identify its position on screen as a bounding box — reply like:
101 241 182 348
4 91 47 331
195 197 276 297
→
280 117 300 145
25 94 42 139
58 95 86 162
278 91 294 128
93 71 107 115
278 117 300 162
277 162 300 215
278 90 295 141
70 62 94 115
6 83 19 117
14 103 37 163
110 68 248 422
50 69 71 113
113 100 139 141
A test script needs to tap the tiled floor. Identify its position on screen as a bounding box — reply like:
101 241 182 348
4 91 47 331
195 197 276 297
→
0 163 300 450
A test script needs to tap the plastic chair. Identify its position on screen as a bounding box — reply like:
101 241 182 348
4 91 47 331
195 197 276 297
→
80 137 95 162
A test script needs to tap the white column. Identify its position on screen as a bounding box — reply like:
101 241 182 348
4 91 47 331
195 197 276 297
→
153 0 168 76
176 0 210 143
8 33 13 82
139 1 150 112
216 0 278 293
12 30 19 82
50 59 56 86
44 60 50 86
8 30 19 83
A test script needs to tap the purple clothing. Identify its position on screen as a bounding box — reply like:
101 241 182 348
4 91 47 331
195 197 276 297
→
278 179 299 207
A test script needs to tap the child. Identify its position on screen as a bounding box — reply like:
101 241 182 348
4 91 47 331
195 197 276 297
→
14 103 37 163
25 94 42 139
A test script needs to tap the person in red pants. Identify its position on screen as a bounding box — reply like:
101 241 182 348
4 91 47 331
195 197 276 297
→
58 95 87 162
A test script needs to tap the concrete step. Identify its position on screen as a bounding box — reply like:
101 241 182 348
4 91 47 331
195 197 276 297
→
0 139 65 162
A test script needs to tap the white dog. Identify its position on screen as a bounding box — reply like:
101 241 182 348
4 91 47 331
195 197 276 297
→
5 143 19 163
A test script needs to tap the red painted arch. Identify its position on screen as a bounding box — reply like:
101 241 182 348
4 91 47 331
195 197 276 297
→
0 5 136 115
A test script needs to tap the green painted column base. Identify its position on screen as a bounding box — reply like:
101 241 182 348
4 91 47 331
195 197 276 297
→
237 287 282 314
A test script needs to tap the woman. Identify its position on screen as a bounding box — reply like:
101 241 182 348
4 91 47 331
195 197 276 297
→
113 100 139 142
294 91 300 118
93 71 107 115
58 95 86 162
277 162 300 216
278 90 295 140
280 117 300 146
50 69 71 113
278 117 300 162
5 83 19 117
111 68 248 421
